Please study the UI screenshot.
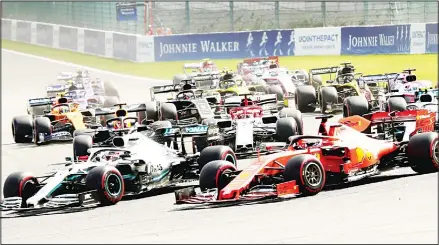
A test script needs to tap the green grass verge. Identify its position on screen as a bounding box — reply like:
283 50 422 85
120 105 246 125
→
3 39 438 82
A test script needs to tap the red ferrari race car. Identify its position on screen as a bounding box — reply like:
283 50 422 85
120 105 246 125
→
174 109 438 205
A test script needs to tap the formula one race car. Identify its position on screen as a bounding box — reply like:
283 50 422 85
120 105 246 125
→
151 84 222 109
174 111 438 205
172 59 220 85
149 86 217 125
237 56 279 75
12 97 90 145
296 63 374 113
261 70 297 109
344 72 438 118
46 72 83 97
387 69 436 97
72 103 155 156
1 132 237 212
203 104 303 158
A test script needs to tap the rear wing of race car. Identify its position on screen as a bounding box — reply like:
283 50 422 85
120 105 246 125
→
361 73 399 92
46 84 66 92
150 84 182 101
28 97 53 107
242 56 279 65
154 124 218 154
309 66 339 75
82 103 148 117
157 124 210 137
361 73 399 83
222 94 278 110
183 63 202 74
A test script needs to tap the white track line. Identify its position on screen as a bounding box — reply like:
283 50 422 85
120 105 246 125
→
2 49 171 82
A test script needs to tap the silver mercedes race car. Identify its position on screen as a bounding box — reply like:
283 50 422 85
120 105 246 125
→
1 128 237 214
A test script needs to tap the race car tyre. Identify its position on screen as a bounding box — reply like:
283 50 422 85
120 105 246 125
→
173 74 187 85
198 145 237 172
276 117 298 143
73 135 93 159
160 103 178 121
138 101 158 124
320 86 338 114
103 81 120 99
34 117 52 146
3 172 39 208
387 97 407 112
284 154 325 196
12 115 33 143
199 160 237 192
343 96 369 117
407 132 439 174
85 166 124 206
295 85 317 113
267 84 284 102
278 108 303 135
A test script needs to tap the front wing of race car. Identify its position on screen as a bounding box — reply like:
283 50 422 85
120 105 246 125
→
35 130 73 145
0 191 97 214
174 180 299 205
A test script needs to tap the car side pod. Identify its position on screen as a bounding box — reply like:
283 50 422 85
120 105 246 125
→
174 180 299 205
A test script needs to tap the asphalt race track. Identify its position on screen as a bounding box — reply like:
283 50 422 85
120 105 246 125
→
1 50 437 244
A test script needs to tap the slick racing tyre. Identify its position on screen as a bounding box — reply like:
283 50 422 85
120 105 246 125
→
34 117 51 146
103 81 120 99
284 155 325 196
343 96 369 117
279 108 303 135
85 166 124 206
295 85 317 113
320 86 338 114
408 132 439 174
198 145 237 172
199 160 237 192
276 117 298 143
3 172 39 208
160 103 178 121
73 135 93 159
138 101 158 124
387 97 407 112
12 115 33 143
